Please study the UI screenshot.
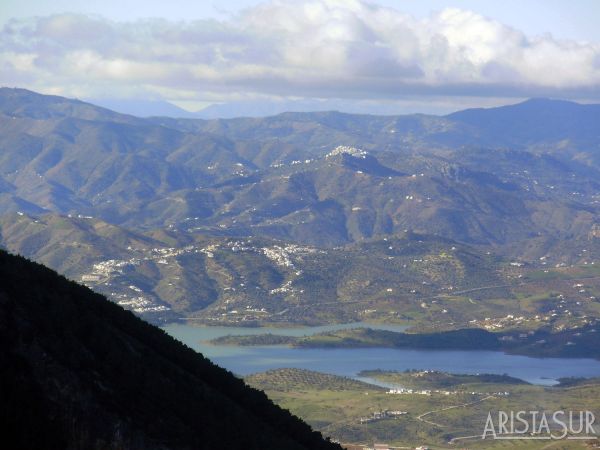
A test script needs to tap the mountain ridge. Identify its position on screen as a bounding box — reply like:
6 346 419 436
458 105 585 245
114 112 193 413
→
1 89 599 249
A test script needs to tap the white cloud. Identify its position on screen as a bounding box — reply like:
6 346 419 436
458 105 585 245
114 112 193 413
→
1 0 600 104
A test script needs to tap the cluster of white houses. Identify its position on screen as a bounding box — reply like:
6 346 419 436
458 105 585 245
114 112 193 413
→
386 388 510 397
359 409 407 424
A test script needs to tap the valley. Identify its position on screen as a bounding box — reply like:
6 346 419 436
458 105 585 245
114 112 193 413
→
3 92 600 443
5 2 600 449
243 368 600 449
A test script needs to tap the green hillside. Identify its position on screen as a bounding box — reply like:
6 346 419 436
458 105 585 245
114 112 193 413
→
244 369 600 448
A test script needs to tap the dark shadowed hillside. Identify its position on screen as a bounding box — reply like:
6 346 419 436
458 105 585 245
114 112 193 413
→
0 249 341 450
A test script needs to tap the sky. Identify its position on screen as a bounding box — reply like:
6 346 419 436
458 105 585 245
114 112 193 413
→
1 0 600 115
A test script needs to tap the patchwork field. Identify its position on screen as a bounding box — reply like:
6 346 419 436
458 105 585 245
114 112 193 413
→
245 369 600 449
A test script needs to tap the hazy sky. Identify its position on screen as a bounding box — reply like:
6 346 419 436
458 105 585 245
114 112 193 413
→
2 0 600 113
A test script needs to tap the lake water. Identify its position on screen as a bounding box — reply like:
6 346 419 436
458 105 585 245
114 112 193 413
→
162 322 600 386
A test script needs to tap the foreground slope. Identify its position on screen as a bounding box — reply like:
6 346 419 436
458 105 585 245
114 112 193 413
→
0 249 340 450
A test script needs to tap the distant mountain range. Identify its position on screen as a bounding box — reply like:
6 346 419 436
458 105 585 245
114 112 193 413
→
88 98 202 119
1 87 600 324
86 98 466 119
2 88 599 246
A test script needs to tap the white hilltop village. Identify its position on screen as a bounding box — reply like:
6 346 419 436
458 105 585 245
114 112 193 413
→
80 238 325 317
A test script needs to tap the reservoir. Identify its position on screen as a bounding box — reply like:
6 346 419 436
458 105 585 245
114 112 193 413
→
162 323 600 386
